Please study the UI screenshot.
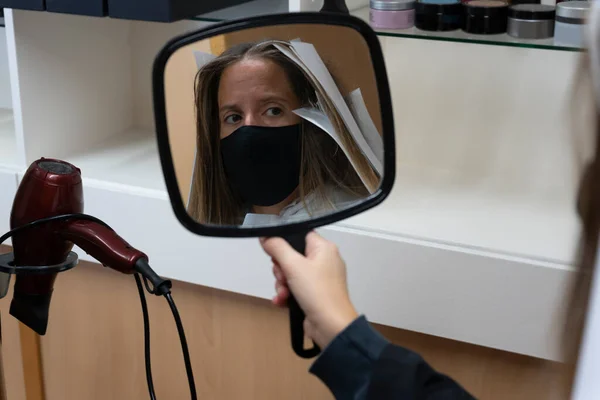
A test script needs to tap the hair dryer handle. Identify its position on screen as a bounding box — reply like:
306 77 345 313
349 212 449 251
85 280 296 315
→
284 232 321 359
60 220 147 273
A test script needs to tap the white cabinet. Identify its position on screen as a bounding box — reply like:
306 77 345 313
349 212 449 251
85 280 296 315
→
0 168 17 240
0 25 18 171
0 1 586 361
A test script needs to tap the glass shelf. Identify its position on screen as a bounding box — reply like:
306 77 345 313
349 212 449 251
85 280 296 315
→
192 0 582 52
352 7 580 52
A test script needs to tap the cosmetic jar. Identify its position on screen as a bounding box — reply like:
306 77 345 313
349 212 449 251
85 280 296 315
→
370 0 416 29
507 4 555 39
415 0 463 31
419 0 459 3
510 0 541 5
554 1 590 48
463 0 509 34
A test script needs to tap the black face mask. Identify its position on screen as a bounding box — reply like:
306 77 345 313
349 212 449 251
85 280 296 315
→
220 124 302 207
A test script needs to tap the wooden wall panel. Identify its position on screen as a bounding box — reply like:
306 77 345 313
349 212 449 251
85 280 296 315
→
30 257 571 400
39 260 329 400
0 245 27 400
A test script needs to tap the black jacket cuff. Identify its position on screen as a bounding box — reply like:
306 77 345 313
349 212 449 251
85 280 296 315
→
309 315 389 399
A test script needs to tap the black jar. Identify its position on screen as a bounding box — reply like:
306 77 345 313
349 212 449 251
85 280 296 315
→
416 0 463 31
463 0 509 34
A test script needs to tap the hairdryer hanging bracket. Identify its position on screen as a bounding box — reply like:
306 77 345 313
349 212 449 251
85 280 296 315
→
0 251 78 274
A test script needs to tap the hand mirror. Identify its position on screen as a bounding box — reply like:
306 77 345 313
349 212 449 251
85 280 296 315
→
152 12 396 358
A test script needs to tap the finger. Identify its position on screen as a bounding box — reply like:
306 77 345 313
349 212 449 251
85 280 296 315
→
275 279 284 294
261 237 305 273
273 296 284 307
272 295 287 307
303 318 316 342
272 263 287 283
272 264 281 280
261 237 302 262
273 286 290 307
273 295 287 308
277 286 290 303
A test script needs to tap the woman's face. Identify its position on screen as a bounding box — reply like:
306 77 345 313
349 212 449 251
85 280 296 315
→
217 58 302 139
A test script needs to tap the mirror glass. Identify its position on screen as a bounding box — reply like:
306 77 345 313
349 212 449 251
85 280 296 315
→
164 23 384 228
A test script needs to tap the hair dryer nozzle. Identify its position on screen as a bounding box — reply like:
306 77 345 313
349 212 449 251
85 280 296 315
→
10 290 52 335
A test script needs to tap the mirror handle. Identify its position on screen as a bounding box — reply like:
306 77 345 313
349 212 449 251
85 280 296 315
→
284 232 321 359
320 0 349 14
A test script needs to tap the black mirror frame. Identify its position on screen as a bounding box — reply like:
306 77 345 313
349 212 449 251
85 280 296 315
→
152 11 396 238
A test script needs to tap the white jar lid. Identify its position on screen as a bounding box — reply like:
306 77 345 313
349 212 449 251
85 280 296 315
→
556 1 590 20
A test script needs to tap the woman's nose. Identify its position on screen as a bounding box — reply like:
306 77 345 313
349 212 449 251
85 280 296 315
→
243 113 259 126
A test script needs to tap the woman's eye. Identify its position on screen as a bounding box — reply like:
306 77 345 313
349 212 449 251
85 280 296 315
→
224 114 241 124
265 107 283 117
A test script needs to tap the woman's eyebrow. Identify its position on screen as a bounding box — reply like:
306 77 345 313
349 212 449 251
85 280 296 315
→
259 95 290 105
219 94 291 112
219 104 240 113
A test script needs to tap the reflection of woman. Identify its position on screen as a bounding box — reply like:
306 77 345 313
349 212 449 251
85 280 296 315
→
187 40 380 225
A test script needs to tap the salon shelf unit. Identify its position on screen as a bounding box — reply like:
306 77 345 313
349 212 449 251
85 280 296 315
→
0 0 583 363
196 0 583 52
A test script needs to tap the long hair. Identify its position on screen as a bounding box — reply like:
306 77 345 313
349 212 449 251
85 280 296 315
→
188 40 380 225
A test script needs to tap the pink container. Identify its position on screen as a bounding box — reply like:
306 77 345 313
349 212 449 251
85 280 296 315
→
370 0 416 29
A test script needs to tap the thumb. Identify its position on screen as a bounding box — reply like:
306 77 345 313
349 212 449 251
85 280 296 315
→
260 237 305 277
304 231 329 259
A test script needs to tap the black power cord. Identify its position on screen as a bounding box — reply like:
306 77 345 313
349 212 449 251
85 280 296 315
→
165 293 197 400
135 273 157 400
0 213 198 400
134 258 197 400
0 213 113 245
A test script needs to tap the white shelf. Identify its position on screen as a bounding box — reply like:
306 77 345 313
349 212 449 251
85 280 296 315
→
0 108 16 169
63 128 166 193
342 166 577 265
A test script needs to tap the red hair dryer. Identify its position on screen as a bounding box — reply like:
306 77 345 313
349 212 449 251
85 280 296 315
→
8 158 151 335
1 158 195 400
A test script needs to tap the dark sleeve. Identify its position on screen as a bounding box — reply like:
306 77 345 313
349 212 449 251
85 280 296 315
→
310 315 389 399
366 344 476 400
309 315 476 400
